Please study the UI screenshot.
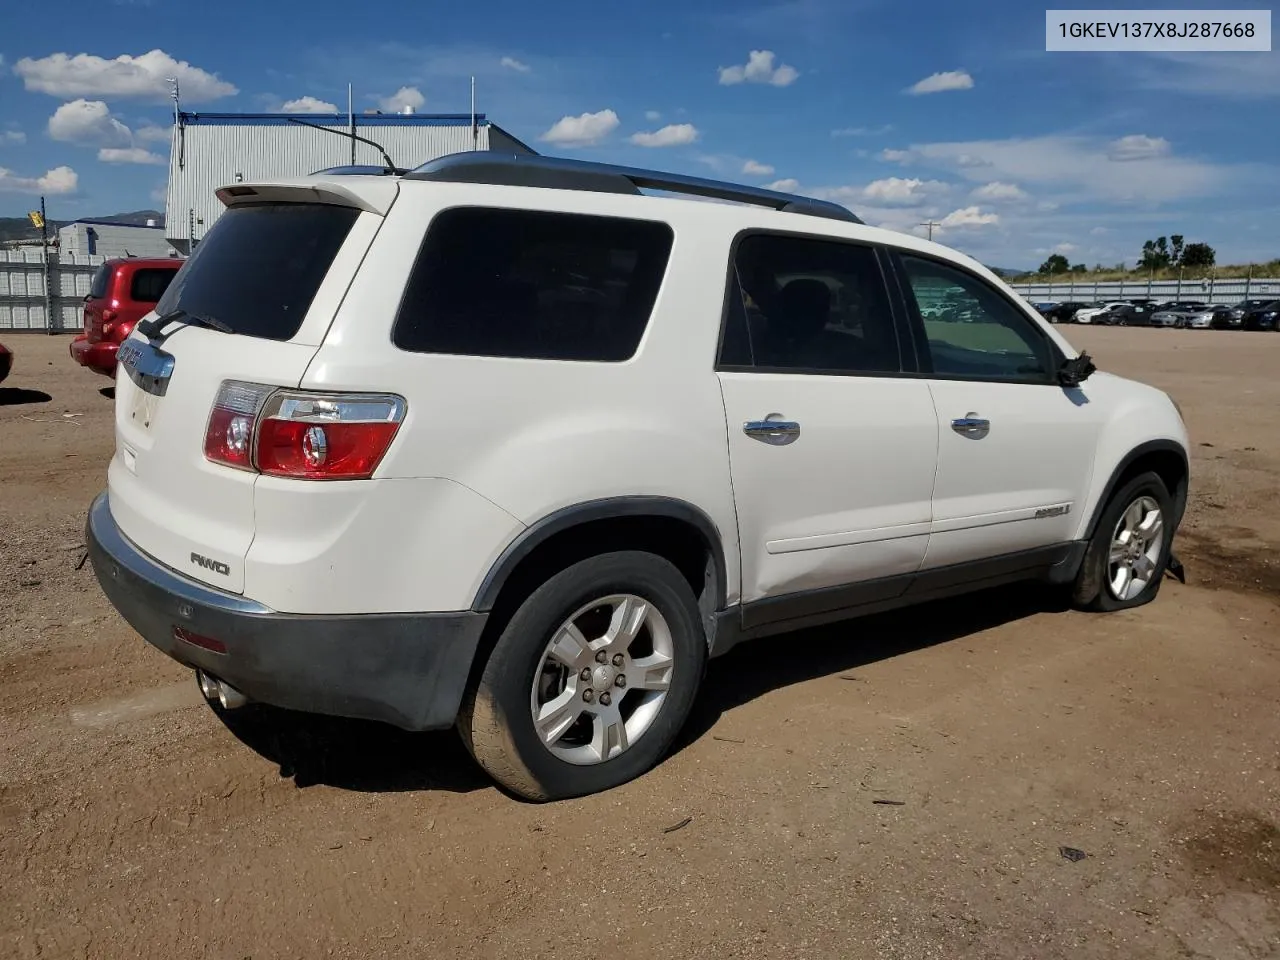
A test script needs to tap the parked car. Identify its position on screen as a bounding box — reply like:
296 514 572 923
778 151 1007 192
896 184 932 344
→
1042 301 1092 324
1186 305 1235 329
0 342 11 384
1074 301 1129 324
1094 302 1153 326
1149 302 1207 328
1227 298 1276 329
1241 299 1280 331
70 257 183 377
85 152 1190 800
1031 300 1060 315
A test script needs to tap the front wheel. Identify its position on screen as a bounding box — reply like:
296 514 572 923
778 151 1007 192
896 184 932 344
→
459 551 707 801
1072 471 1174 611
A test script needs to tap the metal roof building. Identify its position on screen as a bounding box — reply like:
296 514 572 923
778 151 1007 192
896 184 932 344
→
164 111 535 252
58 219 180 259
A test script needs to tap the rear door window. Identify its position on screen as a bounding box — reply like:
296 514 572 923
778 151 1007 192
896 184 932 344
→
129 268 178 303
155 203 360 341
392 207 674 362
88 264 112 299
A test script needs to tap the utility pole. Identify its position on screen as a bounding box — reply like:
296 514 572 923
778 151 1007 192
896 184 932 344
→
40 196 55 335
919 220 940 241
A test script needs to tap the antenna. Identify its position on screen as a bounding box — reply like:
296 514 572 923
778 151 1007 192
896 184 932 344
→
919 219 941 241
165 76 180 125
348 82 355 165
287 116 399 173
471 75 477 150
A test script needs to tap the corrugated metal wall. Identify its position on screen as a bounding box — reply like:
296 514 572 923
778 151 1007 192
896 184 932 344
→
166 119 494 249
1009 277 1280 303
0 250 107 331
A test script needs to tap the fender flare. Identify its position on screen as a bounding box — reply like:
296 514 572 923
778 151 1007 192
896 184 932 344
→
471 496 729 612
1081 439 1189 541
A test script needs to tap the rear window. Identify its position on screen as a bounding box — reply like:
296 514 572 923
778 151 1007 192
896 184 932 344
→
392 207 674 362
88 264 112 299
129 267 177 303
155 203 360 341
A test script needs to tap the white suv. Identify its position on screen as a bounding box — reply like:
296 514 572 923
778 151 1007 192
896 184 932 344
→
87 152 1190 801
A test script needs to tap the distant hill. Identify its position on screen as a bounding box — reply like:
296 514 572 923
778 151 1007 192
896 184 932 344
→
0 209 165 244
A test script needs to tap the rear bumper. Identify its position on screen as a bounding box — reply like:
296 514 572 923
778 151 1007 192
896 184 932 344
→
70 336 119 376
86 491 488 731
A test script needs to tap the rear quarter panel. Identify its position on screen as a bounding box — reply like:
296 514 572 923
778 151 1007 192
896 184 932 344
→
299 181 745 608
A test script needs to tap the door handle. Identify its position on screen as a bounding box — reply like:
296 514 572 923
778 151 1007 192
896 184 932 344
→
744 415 801 444
951 415 990 438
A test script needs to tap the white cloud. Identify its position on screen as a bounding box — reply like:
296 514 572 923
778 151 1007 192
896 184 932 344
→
281 96 339 114
500 56 531 73
378 86 425 112
970 181 1028 202
48 99 132 147
150 182 167 204
14 49 236 102
906 70 974 95
862 176 949 205
763 178 800 192
873 134 1226 203
98 147 165 165
629 123 699 147
1107 134 1170 161
1 130 25 145
135 124 170 143
1053 242 1077 253
645 110 662 122
939 206 999 228
1089 226 1108 235
718 50 799 87
0 165 79 195
742 159 775 176
540 109 620 147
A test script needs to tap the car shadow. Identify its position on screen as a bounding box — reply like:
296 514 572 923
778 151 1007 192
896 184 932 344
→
213 581 1069 797
213 702 489 794
0 388 54 406
99 387 115 400
676 581 1071 753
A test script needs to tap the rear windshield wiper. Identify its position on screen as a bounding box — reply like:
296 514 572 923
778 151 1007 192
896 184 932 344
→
137 308 233 340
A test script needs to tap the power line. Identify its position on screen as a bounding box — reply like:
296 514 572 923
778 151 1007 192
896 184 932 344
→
919 220 941 241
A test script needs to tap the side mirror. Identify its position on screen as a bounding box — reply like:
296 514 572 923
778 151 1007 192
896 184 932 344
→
1058 352 1095 387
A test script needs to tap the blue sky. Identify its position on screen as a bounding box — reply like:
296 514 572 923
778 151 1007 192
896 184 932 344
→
0 0 1276 268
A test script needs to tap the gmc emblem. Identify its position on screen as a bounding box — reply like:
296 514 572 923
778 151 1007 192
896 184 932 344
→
190 552 231 577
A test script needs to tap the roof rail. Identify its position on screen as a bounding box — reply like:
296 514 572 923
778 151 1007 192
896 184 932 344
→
311 163 410 177
404 152 863 224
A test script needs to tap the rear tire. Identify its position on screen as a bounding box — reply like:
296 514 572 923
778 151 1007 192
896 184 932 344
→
458 551 707 801
1072 471 1174 612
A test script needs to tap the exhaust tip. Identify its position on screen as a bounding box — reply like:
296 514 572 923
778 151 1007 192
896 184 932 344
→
195 669 249 710
217 680 249 710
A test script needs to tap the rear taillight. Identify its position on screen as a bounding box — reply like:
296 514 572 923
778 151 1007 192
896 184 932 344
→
203 382 405 480
203 381 276 471
256 393 405 479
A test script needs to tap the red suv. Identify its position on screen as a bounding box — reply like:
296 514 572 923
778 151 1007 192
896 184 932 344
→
71 257 183 377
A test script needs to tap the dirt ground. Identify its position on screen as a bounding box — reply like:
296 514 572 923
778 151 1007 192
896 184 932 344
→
1 328 1277 960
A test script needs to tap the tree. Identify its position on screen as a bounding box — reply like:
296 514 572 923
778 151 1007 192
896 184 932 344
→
1038 254 1070 275
1170 234 1185 265
1139 237 1172 270
1180 242 1216 268
1070 262 1087 273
